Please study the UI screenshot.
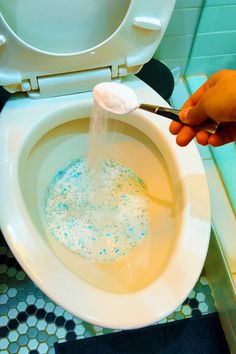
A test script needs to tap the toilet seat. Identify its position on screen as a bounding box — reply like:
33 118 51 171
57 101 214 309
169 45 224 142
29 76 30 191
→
0 1 211 329
0 0 175 97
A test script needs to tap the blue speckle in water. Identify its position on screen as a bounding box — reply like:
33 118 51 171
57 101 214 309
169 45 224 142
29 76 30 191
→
72 172 82 178
56 202 69 210
69 220 76 228
61 187 68 196
44 157 150 263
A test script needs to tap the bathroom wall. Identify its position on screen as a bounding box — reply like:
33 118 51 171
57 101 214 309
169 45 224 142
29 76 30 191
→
155 0 236 77
154 0 204 75
186 0 236 75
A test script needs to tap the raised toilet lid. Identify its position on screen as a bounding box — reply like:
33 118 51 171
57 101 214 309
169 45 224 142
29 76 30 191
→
0 0 175 97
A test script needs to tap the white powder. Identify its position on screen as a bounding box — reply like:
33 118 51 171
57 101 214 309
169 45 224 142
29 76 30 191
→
93 82 138 114
43 83 150 264
87 101 108 170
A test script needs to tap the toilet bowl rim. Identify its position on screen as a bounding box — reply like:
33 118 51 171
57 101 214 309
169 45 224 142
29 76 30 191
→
0 80 211 329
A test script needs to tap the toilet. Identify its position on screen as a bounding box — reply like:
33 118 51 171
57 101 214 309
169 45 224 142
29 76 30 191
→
0 0 211 329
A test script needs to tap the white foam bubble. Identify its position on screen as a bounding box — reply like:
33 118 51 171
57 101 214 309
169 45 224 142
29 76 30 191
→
44 158 150 263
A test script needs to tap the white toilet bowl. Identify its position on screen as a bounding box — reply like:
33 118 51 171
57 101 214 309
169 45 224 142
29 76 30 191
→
0 75 211 329
0 0 211 329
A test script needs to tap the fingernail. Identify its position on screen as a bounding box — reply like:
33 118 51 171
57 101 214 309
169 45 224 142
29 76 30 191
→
179 107 193 123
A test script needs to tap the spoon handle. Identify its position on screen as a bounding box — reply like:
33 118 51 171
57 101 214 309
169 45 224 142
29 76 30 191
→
139 104 219 134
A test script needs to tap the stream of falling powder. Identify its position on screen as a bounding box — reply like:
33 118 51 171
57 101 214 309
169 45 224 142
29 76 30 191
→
87 101 108 170
44 101 150 263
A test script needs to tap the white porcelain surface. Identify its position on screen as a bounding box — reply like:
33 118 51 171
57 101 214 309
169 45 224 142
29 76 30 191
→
0 0 175 92
0 76 211 329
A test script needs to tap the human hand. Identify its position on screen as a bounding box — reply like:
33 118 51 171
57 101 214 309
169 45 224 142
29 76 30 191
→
169 70 236 146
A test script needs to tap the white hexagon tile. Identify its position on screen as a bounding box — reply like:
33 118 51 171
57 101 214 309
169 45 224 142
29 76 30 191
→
0 235 217 354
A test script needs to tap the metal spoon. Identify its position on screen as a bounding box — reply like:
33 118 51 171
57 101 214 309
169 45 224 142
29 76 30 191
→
93 82 219 134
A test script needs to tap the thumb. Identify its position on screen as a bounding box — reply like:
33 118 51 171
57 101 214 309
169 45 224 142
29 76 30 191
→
180 105 209 125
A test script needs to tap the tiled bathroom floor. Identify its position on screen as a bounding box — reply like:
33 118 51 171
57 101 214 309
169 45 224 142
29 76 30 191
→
0 233 217 354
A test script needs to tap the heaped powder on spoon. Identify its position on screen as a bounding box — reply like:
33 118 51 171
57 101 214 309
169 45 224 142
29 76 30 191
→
93 82 138 114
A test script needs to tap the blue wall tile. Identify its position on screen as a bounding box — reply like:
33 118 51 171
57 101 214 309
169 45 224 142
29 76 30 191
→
158 35 195 59
175 0 204 8
186 54 236 75
154 0 236 76
165 8 202 36
198 5 236 32
186 2 236 75
191 31 236 57
205 0 236 5
154 0 203 75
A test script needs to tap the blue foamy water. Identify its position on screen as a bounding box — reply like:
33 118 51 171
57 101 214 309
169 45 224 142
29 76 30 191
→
44 158 150 263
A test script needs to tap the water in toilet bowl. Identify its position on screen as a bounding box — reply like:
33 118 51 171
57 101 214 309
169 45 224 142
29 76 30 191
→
44 100 151 263
44 157 150 263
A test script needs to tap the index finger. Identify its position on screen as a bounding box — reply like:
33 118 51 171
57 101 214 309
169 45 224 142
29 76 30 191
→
181 79 210 110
